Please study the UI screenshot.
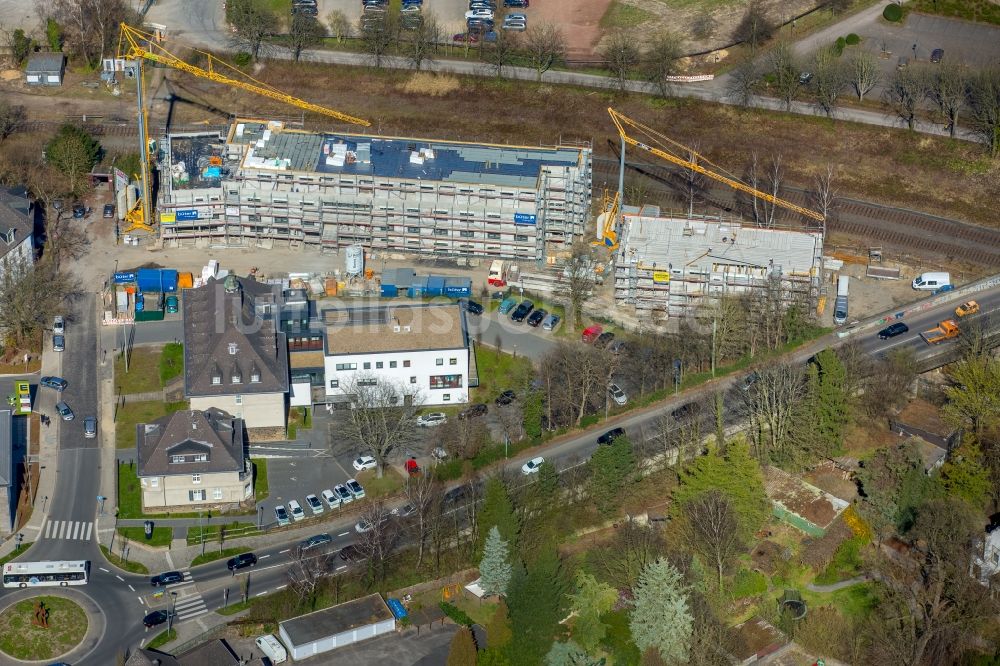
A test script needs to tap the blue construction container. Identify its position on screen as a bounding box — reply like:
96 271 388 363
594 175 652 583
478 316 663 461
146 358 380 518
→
136 268 161 292
426 275 446 297
407 285 425 298
161 269 178 293
381 284 398 298
444 277 472 297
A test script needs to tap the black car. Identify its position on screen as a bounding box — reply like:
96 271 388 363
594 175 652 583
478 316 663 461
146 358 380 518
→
526 309 547 327
504 0 528 6
458 403 488 419
143 610 172 628
150 571 184 586
597 427 626 445
463 299 484 315
594 332 616 348
510 300 534 322
495 390 516 406
930 48 944 63
40 376 68 391
339 544 365 562
103 203 114 219
226 552 258 571
444 486 469 504
300 533 333 551
72 203 86 218
877 322 909 340
671 403 701 421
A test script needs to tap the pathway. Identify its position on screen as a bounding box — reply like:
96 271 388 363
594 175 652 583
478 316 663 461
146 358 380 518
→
805 573 869 593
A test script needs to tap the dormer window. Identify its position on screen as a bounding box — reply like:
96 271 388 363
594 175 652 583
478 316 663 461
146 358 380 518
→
251 371 260 383
211 374 222 385
170 455 185 464
228 342 238 355
232 372 242 384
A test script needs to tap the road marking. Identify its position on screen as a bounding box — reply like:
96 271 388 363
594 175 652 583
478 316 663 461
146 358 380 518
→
73 522 82 539
338 532 349 536
138 596 144 605
258 554 270 559
99 567 109 573
84 523 93 540
279 549 290 554
44 521 52 538
140 638 147 647
256 591 266 597
129 584 135 592
116 575 124 581
58 522 67 539
336 565 347 571
275 584 286 590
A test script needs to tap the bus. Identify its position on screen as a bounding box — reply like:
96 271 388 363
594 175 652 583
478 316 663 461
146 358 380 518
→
2 560 90 588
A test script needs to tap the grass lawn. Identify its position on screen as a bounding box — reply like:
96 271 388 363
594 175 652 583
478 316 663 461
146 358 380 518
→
117 526 173 548
187 521 263 546
0 543 32 567
117 463 204 520
286 407 312 439
191 547 251 567
907 0 1000 24
471 346 535 404
159 342 184 385
115 400 188 449
99 545 150 574
216 599 253 616
0 595 88 661
115 347 164 395
147 628 176 650
802 582 878 619
253 458 269 502
600 0 656 28
355 468 405 500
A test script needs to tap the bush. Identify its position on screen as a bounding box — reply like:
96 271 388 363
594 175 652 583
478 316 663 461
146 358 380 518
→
233 52 253 66
814 536 865 585
440 602 474 626
845 33 860 45
834 36 846 55
732 568 768 599
883 4 902 21
435 459 465 481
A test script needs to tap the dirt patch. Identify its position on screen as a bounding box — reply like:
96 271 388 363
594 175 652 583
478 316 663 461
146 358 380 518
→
398 73 462 96
803 462 858 503
843 420 897 458
895 398 953 437
533 0 615 57
750 539 785 575
728 616 786 662
799 515 852 570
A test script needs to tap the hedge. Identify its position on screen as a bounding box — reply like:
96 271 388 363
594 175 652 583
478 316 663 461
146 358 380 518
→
883 4 903 21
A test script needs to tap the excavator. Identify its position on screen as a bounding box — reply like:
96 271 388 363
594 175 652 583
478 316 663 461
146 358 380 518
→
115 23 370 234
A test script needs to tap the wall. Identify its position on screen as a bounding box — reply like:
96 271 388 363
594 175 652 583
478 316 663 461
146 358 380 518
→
189 391 286 429
0 237 35 283
140 469 250 509
283 618 396 660
324 347 470 406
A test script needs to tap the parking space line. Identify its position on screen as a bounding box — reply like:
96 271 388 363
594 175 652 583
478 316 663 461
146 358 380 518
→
99 567 109 573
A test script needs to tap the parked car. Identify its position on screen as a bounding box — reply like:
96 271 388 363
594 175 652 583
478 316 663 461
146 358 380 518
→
609 383 627 406
392 503 417 518
465 8 494 19
495 390 516 406
598 427 625 445
321 488 340 509
334 484 353 504
274 505 290 526
288 499 305 521
103 203 115 218
930 48 944 63
521 456 545 475
454 32 479 43
346 478 365 499
339 544 365 562
582 324 603 343
143 610 173 627
934 284 954 294
462 299 484 315
355 515 389 533
226 552 258 571
510 300 534 322
541 313 561 331
305 493 324 514
502 13 526 30
608 339 627 355
165 294 179 314
458 403 488 420
72 202 86 218
798 71 813 84
594 332 615 348
40 376 68 391
353 455 377 471
53 315 64 335
877 322 909 340
739 371 760 392
497 297 518 314
301 533 333 551
55 401 74 421
504 0 528 6
52 334 65 352
417 412 447 427
444 485 469 504
83 416 97 439
526 309 547 327
150 571 184 587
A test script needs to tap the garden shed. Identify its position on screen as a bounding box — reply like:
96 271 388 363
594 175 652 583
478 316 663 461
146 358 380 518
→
25 52 65 86
278 593 395 660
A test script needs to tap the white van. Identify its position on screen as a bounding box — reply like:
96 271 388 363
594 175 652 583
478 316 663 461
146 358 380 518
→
255 634 288 664
912 272 951 291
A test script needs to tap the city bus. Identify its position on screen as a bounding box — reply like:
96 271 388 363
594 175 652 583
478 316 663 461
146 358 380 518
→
2 560 90 588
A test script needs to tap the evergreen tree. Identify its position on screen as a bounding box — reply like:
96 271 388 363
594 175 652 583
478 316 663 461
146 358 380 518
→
937 441 991 510
478 648 512 666
794 350 850 462
536 460 560 500
568 570 618 652
630 558 693 663
485 598 513 649
507 549 569 664
545 640 603 666
480 526 513 597
44 124 101 196
447 626 479 666
588 434 636 516
478 478 520 556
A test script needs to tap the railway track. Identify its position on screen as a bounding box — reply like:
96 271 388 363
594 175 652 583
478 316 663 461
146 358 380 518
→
593 154 1000 268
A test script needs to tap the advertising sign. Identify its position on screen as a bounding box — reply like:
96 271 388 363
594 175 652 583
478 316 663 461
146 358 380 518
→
113 168 128 192
652 271 671 284
176 209 199 221
159 212 176 223
513 213 537 225
113 272 136 284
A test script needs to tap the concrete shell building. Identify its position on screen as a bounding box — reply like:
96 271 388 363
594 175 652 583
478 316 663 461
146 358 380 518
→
614 211 823 319
159 120 592 264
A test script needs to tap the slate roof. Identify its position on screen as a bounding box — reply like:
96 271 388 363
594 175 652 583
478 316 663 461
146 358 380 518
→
0 187 33 261
183 275 289 397
124 639 240 666
0 410 10 487
25 52 65 73
137 408 245 477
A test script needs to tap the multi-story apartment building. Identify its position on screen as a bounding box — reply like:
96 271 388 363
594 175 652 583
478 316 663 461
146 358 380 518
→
159 121 592 264
0 186 35 280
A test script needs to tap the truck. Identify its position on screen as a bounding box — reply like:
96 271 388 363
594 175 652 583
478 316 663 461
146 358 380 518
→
833 275 849 326
487 260 509 287
920 319 960 344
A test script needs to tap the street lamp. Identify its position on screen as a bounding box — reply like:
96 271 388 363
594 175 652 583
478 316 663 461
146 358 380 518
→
200 511 205 557
257 505 264 530
15 534 22 551
41 495 48 513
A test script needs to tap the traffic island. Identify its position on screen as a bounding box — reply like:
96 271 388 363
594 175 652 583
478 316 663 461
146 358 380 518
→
0 595 89 661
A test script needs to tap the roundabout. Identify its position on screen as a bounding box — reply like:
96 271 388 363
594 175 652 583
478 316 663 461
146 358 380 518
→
0 590 104 664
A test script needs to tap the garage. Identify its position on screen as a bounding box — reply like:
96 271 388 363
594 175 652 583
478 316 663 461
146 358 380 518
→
24 52 65 86
278 593 396 660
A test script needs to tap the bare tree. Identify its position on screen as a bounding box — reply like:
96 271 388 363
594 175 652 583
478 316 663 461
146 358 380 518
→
812 46 848 117
439 416 489 460
744 151 784 228
926 58 966 138
591 518 664 590
326 10 352 42
401 13 440 70
768 41 800 111
742 362 805 464
810 164 837 229
496 403 524 445
965 68 1000 156
643 30 684 99
882 66 926 130
404 471 443 568
726 60 762 108
482 29 519 77
354 501 398 584
679 141 708 216
0 258 75 349
286 544 331 607
564 241 597 328
228 0 277 61
681 490 743 588
524 22 566 81
49 0 137 67
733 0 773 53
601 31 641 91
862 348 916 419
849 50 880 102
0 101 23 143
360 13 397 68
286 14 326 61
337 374 421 477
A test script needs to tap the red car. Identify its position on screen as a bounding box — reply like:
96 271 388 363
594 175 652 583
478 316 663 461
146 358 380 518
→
453 32 479 43
582 324 603 343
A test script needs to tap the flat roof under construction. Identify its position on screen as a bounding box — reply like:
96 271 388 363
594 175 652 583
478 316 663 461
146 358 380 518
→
620 215 821 274
167 132 230 191
229 120 587 188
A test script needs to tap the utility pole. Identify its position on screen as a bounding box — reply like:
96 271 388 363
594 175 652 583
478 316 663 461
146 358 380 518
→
711 318 717 377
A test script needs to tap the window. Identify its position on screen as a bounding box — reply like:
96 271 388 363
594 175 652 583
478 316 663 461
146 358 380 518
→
335 363 358 371
364 362 372 370
192 473 202 484
329 379 339 389
213 488 223 500
407 226 420 234
357 378 377 387
211 375 222 385
376 362 383 369
449 358 458 365
487 232 501 240
231 372 241 384
443 394 451 401
390 361 397 369
515 234 529 242
235 395 242 405
250 371 260 383
429 374 463 389
434 228 449 236
459 230 475 238
189 489 206 502
228 342 237 355
194 454 208 462
150 478 159 488
403 360 411 368
170 455 185 464
410 376 417 384
436 358 444 366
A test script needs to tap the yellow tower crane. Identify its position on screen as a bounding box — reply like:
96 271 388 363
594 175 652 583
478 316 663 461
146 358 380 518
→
115 23 371 234
602 108 824 249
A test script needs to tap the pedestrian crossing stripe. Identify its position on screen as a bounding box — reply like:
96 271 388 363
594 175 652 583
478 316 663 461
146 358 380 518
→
41 520 94 541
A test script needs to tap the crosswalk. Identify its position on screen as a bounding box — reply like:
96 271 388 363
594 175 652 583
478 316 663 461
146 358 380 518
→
171 572 208 621
41 520 94 541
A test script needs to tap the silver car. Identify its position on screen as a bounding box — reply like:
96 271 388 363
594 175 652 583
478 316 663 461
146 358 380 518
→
83 416 97 438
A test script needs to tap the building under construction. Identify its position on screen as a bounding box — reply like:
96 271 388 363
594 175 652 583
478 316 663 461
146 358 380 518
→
614 209 823 319
158 120 592 263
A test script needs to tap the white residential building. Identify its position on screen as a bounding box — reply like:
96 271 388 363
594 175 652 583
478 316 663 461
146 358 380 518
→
972 517 1000 587
323 303 472 407
0 187 36 281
